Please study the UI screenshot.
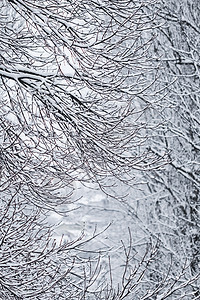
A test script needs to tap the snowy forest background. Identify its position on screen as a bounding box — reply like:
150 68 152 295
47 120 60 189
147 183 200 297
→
0 0 199 299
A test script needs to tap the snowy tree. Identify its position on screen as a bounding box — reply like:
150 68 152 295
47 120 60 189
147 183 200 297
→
1 199 199 299
155 0 199 276
1 0 199 299
0 0 167 298
0 0 166 209
123 0 200 297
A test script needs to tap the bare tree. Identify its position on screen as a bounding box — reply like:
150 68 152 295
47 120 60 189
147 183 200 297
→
153 0 200 277
0 1 168 298
2 0 199 298
0 0 167 208
1 197 199 300
0 192 113 299
123 0 200 296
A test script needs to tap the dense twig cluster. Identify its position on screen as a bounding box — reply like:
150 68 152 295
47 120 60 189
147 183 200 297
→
0 0 166 206
0 0 199 299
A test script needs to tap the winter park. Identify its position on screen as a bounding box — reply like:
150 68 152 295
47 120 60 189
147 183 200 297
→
0 0 200 299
